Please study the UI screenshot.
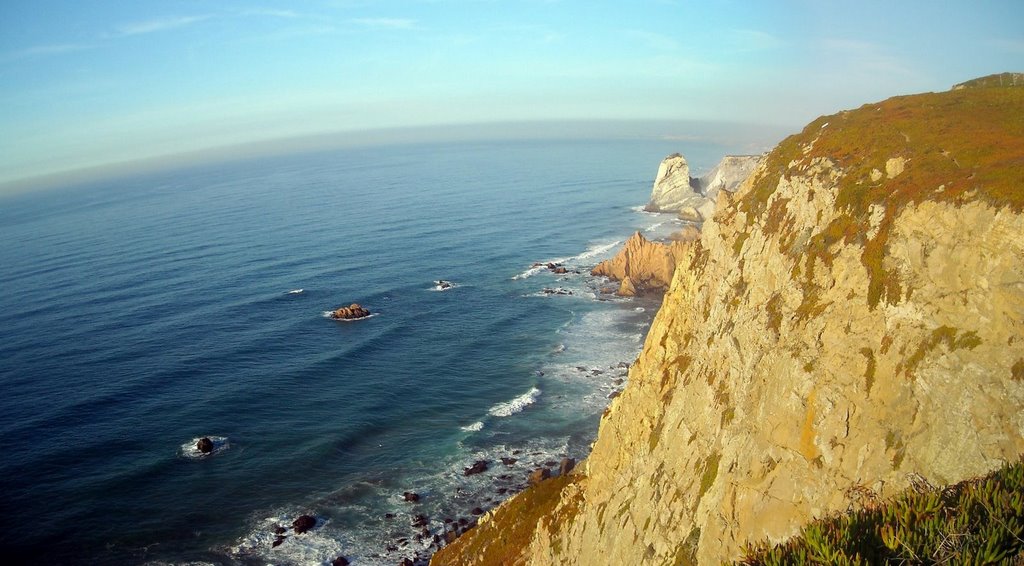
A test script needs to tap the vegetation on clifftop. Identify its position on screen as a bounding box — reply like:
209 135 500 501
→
736 458 1024 566
733 75 1024 309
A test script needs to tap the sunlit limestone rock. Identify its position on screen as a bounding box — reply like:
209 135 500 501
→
699 155 761 201
645 153 761 220
591 232 691 296
644 153 701 213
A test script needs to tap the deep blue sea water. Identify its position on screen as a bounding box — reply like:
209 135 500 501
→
0 138 736 565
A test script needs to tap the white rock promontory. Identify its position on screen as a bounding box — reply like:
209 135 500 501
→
643 153 762 220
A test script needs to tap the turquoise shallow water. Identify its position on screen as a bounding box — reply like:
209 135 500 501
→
0 138 733 565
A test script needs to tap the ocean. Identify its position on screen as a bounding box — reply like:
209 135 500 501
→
0 138 737 565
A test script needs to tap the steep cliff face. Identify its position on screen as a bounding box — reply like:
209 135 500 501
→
433 79 1024 566
591 232 692 296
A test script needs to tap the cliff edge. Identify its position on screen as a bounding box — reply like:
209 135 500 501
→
433 76 1024 565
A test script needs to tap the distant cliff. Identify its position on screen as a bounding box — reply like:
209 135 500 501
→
433 75 1024 565
644 153 760 221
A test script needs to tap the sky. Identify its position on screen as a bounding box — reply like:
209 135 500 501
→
1 0 1022 191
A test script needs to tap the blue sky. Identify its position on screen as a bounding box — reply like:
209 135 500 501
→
1 0 1022 189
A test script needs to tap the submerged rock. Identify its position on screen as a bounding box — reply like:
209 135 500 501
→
463 460 489 476
291 514 316 534
403 491 420 502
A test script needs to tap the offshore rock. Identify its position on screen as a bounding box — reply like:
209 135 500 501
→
591 232 691 296
432 78 1024 566
196 437 214 454
331 303 371 320
291 515 316 534
463 460 488 476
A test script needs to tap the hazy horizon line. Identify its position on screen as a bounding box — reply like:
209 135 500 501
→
0 118 793 198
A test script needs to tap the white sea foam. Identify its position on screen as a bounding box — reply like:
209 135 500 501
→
232 513 345 565
573 240 621 261
321 311 379 321
287 289 304 294
180 436 229 459
429 280 458 292
512 258 570 280
513 240 620 280
460 421 484 432
488 387 541 417
631 205 659 216
645 221 666 232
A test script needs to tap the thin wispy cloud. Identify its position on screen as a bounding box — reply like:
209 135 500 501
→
115 15 210 36
3 43 92 61
819 38 910 75
258 25 338 41
349 18 417 30
243 8 301 19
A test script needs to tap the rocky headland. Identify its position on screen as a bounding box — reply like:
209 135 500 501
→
644 153 761 221
432 75 1024 565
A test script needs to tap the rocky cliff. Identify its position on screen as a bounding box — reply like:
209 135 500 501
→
644 154 761 221
433 77 1024 565
591 232 692 296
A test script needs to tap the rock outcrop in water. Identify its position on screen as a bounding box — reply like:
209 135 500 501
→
591 232 691 296
644 153 761 220
330 303 371 320
432 76 1024 565
196 437 213 454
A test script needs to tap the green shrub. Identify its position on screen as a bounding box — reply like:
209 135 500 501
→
734 457 1024 565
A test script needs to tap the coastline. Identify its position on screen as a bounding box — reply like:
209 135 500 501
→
226 211 684 565
0 139 739 565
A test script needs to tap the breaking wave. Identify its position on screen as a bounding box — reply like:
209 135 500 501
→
488 387 541 417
